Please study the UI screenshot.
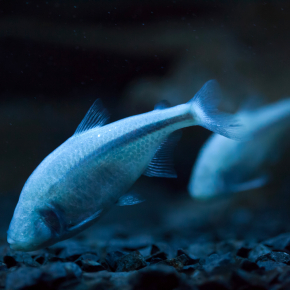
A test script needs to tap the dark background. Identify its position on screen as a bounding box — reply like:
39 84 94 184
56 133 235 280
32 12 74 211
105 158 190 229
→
1 0 290 243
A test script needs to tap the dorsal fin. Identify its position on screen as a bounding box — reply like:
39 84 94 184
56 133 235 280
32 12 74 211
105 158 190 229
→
74 99 110 136
143 130 182 178
154 100 171 110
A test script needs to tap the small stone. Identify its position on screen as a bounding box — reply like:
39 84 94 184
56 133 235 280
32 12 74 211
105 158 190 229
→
138 246 152 257
62 262 82 279
4 262 80 290
177 249 199 263
146 251 168 265
150 244 160 255
248 244 272 262
106 251 126 270
58 242 96 261
115 251 147 272
188 242 216 258
3 252 39 268
257 251 290 264
34 253 55 265
180 264 202 275
191 269 208 284
6 267 43 290
257 260 288 271
75 253 101 272
216 240 245 255
76 259 105 272
161 254 199 271
77 253 99 262
263 233 290 250
41 262 68 282
203 252 233 273
153 243 174 258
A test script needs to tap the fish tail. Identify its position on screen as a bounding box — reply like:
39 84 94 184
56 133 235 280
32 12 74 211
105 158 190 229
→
189 80 243 140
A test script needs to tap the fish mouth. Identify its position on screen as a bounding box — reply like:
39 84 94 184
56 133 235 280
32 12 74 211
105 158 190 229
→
7 240 23 251
7 236 17 245
7 234 54 252
7 239 37 252
7 236 31 251
7 236 23 250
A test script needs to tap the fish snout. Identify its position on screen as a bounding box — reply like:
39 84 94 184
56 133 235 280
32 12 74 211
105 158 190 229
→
7 235 23 250
7 236 16 245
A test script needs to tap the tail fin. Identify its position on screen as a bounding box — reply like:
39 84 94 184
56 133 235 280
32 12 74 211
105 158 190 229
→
190 80 242 140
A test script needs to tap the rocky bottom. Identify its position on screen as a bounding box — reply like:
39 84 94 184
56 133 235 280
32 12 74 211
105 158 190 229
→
1 186 290 290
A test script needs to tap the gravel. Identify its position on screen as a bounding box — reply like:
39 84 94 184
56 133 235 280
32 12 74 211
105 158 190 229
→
2 192 290 289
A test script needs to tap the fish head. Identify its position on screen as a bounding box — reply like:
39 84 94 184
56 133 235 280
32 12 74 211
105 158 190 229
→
188 150 233 200
7 199 60 252
188 168 229 200
188 134 240 200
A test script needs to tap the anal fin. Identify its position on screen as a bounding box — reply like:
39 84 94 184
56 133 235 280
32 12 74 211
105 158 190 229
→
116 193 145 206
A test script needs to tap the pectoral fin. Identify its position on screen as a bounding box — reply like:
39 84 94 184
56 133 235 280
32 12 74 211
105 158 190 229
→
143 130 182 178
68 209 103 232
230 174 269 193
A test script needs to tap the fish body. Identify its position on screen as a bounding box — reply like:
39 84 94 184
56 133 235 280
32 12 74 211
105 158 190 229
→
8 80 241 251
189 98 290 199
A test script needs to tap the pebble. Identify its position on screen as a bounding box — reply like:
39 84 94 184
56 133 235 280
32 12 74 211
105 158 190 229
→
188 242 216 258
257 251 290 264
58 242 96 261
2 223 290 289
263 232 290 250
105 250 126 270
115 251 147 272
248 244 272 262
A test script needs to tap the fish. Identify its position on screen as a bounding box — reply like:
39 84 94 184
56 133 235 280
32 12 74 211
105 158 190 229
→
188 97 290 200
7 80 242 251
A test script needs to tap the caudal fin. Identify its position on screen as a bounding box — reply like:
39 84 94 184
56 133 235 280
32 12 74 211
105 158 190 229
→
190 80 243 140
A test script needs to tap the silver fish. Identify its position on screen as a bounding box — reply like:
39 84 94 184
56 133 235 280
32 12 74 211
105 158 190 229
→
7 80 241 251
189 98 290 200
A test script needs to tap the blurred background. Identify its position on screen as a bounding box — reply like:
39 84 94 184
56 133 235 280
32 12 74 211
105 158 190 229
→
1 1 290 245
